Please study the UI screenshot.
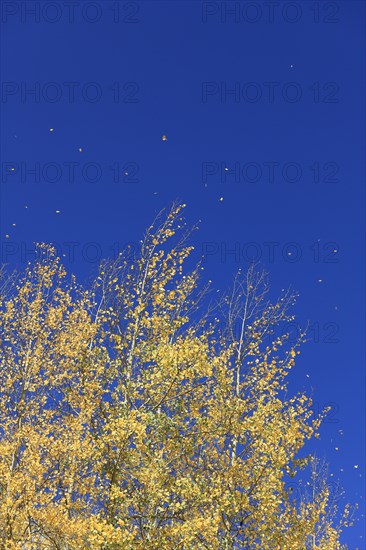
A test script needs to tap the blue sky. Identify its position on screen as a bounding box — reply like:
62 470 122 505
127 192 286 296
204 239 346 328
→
0 1 365 545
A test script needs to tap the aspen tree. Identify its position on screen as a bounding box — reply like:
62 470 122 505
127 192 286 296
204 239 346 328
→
0 206 350 549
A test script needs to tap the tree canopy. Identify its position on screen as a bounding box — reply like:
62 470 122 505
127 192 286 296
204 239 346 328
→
0 204 351 549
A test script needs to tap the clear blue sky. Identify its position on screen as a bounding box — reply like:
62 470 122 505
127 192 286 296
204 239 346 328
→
1 1 365 546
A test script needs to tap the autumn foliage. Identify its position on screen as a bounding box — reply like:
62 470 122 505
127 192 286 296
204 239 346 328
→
0 204 350 548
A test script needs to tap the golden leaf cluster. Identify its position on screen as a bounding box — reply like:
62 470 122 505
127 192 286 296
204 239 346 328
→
0 206 350 548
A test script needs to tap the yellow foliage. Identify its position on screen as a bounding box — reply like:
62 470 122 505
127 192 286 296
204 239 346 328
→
0 205 349 548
